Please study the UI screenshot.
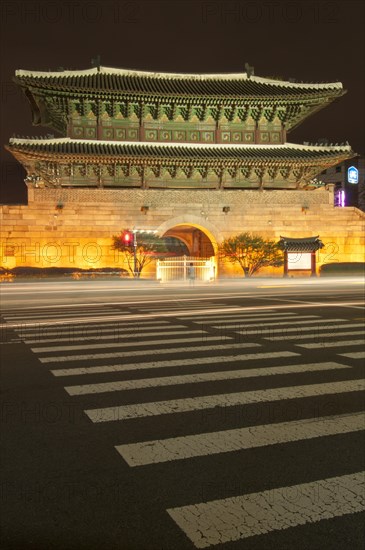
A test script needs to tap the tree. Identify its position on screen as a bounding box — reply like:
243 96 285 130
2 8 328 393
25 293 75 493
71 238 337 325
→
112 231 168 278
220 232 284 277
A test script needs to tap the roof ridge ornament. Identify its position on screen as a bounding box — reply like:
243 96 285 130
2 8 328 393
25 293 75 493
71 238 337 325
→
91 55 101 72
244 62 254 78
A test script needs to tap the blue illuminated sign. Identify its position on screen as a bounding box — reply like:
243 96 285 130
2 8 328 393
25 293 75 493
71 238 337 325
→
347 166 358 184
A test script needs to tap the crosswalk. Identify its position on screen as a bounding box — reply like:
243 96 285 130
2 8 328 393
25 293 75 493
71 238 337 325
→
2 302 364 548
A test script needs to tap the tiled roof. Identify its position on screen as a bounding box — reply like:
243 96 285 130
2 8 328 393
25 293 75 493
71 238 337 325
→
8 138 353 163
14 67 344 98
279 236 324 252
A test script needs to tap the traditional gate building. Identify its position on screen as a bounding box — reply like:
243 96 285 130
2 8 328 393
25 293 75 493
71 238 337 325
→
1 65 364 275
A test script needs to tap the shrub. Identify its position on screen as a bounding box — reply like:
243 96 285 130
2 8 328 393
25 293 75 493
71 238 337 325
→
320 262 365 276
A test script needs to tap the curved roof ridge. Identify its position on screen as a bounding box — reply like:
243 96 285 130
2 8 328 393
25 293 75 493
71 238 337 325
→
15 66 343 89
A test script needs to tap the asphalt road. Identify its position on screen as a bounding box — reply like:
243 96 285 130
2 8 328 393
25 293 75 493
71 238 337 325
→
1 278 364 550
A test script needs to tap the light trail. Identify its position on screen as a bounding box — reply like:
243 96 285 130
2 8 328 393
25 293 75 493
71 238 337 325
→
0 301 363 330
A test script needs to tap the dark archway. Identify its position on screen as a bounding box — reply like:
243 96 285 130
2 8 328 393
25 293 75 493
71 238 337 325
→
163 225 214 257
162 236 190 256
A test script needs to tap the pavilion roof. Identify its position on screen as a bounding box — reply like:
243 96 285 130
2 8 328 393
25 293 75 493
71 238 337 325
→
7 138 353 164
279 236 324 252
14 66 344 100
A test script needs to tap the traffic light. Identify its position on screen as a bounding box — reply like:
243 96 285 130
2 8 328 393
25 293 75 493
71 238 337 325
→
122 231 133 247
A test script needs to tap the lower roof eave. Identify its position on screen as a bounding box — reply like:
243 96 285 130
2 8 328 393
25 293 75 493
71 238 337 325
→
6 137 355 164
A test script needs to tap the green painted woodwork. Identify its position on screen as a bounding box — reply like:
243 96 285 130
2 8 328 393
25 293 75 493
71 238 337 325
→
67 112 285 144
20 90 328 143
17 155 348 191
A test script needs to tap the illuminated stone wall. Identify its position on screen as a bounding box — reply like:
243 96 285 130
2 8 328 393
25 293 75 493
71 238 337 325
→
1 185 364 276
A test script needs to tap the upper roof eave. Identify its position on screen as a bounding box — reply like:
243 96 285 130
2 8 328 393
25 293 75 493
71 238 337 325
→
13 66 344 98
15 66 343 88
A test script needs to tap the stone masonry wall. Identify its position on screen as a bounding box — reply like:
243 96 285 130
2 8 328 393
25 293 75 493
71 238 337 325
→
1 186 364 275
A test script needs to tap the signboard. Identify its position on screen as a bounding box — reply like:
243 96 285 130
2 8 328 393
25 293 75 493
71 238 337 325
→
288 252 312 270
347 166 358 184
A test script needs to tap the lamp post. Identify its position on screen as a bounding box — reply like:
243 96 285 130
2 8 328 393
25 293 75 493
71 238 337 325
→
132 229 137 278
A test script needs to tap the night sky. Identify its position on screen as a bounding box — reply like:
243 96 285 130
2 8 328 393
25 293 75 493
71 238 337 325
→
1 0 364 203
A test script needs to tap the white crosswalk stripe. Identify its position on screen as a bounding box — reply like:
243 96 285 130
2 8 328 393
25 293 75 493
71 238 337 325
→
30 329 206 352
178 310 284 319
47 341 265 367
37 336 243 363
186 313 317 323
23 324 188 344
51 343 292 376
15 319 171 335
167 472 365 548
84 379 364 423
64 361 342 395
136 303 220 311
339 351 365 359
116 412 364 466
297 339 364 349
217 320 359 332
52 350 290 378
265 325 365 340
2 309 120 320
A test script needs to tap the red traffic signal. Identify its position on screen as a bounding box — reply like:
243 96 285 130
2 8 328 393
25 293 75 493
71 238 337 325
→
122 231 133 246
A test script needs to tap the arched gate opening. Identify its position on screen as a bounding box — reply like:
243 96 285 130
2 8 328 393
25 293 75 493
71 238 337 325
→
156 221 218 282
163 225 214 257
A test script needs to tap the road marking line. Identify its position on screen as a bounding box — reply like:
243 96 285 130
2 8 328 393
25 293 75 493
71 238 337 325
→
44 342 262 368
117 411 364 466
257 285 294 288
14 319 172 334
178 312 282 319
31 330 207 352
1 315 175 330
266 326 365 340
297 339 364 349
84 379 364 423
2 310 120 319
38 336 235 363
167 471 365 548
177 312 302 322
51 343 292 376
338 351 365 359
214 319 348 330
211 315 320 326
256 298 365 311
65 362 350 395
23 324 187 344
136 305 219 310
0 341 22 345
54 348 294 378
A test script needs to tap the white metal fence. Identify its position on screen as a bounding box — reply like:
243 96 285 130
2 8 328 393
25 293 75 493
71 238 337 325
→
156 256 216 283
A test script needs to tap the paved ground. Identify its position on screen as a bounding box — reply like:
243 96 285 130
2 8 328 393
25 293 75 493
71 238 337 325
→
0 278 364 549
